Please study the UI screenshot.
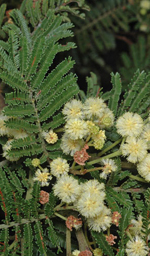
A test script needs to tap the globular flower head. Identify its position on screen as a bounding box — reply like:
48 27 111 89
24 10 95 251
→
73 145 91 166
93 248 103 256
141 124 150 149
116 112 144 138
32 158 40 167
130 215 144 236
60 133 83 156
65 119 88 140
86 121 99 135
42 130 58 144
33 168 52 186
76 192 105 218
62 99 83 120
111 211 121 226
100 159 117 179
121 137 148 163
106 234 117 246
39 190 49 204
66 215 82 231
53 174 81 204
81 179 105 195
87 206 111 232
92 130 106 150
125 236 149 256
137 154 150 182
83 97 106 119
72 250 80 256
50 157 69 178
97 107 114 129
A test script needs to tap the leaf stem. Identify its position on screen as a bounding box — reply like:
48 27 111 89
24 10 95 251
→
130 175 148 183
98 138 122 157
87 149 122 166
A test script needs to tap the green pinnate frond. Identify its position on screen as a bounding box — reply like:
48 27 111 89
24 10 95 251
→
8 144 43 158
118 70 146 116
10 10 31 47
0 229 9 255
91 231 114 256
5 119 38 133
106 187 132 208
42 0 49 15
0 71 28 92
0 41 9 52
0 47 18 73
23 223 33 256
46 140 61 151
86 72 100 98
108 72 122 116
129 72 150 113
31 43 59 89
106 191 120 212
25 36 45 79
131 192 144 214
5 92 30 105
6 169 24 195
120 36 150 85
25 0 38 27
11 136 38 149
48 151 64 159
39 83 79 121
38 73 77 109
118 207 133 244
8 30 20 69
0 4 6 28
46 218 61 248
42 113 65 130
44 192 56 217
39 57 75 98
19 36 29 74
34 221 47 256
4 104 34 117
31 9 55 41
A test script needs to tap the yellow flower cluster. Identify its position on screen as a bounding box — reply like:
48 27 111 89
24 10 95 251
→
61 97 114 155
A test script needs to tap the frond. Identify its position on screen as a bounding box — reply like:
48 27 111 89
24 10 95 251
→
117 70 146 116
91 231 114 256
120 36 150 85
39 82 79 122
117 207 133 245
108 72 122 116
10 9 31 47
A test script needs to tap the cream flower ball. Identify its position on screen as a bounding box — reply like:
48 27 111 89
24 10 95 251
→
50 157 69 178
76 192 105 218
121 137 147 163
137 154 150 182
116 112 143 137
125 236 149 256
53 174 81 204
62 99 83 120
87 206 111 232
65 118 88 140
83 97 106 119
60 133 82 156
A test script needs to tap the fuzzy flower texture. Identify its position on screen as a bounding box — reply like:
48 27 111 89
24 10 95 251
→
61 97 114 156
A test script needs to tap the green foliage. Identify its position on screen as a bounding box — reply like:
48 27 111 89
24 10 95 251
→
0 6 80 164
91 231 114 256
0 1 150 255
